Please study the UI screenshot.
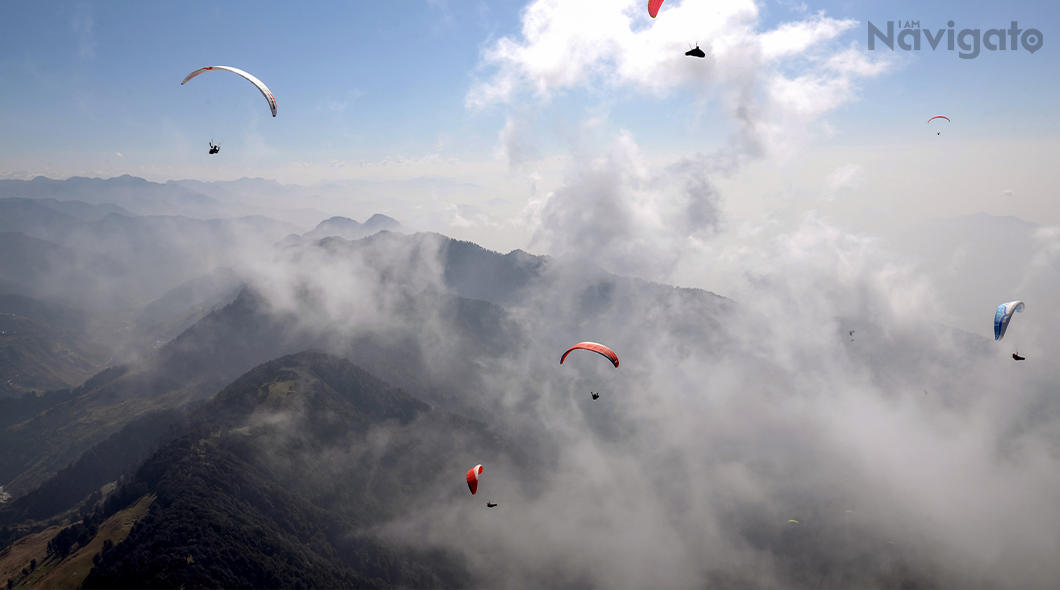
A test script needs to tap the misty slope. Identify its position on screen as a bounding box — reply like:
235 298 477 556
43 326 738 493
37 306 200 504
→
166 178 330 229
0 294 112 400
0 228 727 495
0 232 130 311
0 312 111 399
0 175 314 222
0 258 522 498
0 226 1016 587
0 288 306 496
0 175 326 229
124 270 245 355
0 198 134 239
66 213 299 307
0 200 81 244
0 205 296 311
0 193 305 367
0 175 225 219
0 295 90 334
82 352 487 589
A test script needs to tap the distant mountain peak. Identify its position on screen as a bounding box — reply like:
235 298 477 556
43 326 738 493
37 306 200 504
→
303 214 405 241
364 213 399 226
322 215 360 225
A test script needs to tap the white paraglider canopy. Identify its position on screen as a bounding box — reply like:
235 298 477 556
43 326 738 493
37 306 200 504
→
182 66 277 117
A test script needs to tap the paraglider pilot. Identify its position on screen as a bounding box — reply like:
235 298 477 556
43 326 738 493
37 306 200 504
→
1013 353 1025 361
591 392 600 400
487 502 497 508
209 142 220 155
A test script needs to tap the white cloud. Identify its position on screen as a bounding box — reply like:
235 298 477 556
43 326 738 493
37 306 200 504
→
70 5 96 60
822 163 863 200
468 0 890 163
759 13 857 61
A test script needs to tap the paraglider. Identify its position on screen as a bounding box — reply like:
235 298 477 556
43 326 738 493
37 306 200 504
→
591 392 600 400
466 464 483 495
788 520 800 524
928 115 950 135
487 502 498 508
995 300 1026 359
648 0 664 18
182 66 277 153
181 66 277 117
994 300 1024 340
561 342 619 368
685 43 705 58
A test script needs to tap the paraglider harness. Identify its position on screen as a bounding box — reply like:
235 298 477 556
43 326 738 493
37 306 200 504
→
1012 353 1025 361
591 392 600 400
209 142 220 155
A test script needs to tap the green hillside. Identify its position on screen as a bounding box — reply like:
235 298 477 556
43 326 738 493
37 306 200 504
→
82 352 491 589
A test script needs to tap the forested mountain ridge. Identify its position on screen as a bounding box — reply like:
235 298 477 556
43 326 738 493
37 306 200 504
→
80 352 487 589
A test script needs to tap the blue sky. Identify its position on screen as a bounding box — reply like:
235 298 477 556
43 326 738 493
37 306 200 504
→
0 1 526 165
2 0 1056 175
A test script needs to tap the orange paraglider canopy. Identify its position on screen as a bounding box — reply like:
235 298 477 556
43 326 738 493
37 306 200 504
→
561 342 619 368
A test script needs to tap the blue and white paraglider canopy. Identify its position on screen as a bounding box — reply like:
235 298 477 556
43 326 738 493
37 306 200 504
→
994 301 1025 341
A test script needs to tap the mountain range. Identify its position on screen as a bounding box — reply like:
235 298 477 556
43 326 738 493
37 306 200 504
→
0 178 1049 588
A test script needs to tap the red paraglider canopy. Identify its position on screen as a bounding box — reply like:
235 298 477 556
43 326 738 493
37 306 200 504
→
927 116 950 123
648 0 664 18
561 342 620 368
467 464 483 495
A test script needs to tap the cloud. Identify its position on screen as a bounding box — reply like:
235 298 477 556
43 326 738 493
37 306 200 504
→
495 112 541 168
70 5 96 60
759 12 857 60
427 0 455 28
822 163 863 200
324 89 366 113
464 0 892 292
527 131 723 281
288 209 1060 588
467 0 888 159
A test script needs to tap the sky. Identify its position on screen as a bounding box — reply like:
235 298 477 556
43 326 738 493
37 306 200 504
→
1 0 1059 288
